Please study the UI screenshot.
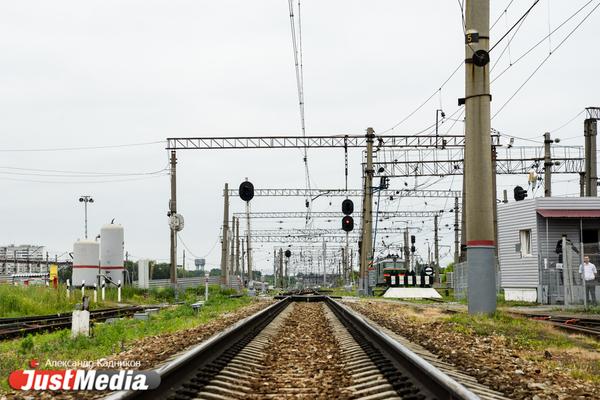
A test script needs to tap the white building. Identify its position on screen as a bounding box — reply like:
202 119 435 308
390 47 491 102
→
498 197 600 304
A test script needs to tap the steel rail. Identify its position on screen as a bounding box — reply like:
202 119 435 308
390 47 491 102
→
108 297 479 400
0 306 145 340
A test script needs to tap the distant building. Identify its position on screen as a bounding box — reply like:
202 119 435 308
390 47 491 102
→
0 244 46 275
498 197 600 304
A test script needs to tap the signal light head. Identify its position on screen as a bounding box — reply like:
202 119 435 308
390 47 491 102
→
342 215 354 232
341 199 354 215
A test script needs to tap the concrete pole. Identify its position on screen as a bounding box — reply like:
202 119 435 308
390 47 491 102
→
460 173 467 262
229 223 235 276
465 0 496 314
284 258 288 288
492 146 498 256
580 172 586 197
404 228 410 269
322 239 327 286
584 116 598 196
235 217 241 275
220 183 230 286
278 248 284 288
544 132 552 197
241 239 246 285
246 201 253 281
169 150 178 286
359 128 375 293
434 215 439 273
454 197 460 265
273 249 277 287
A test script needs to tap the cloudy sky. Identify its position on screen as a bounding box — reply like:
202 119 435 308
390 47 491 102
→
0 1 598 275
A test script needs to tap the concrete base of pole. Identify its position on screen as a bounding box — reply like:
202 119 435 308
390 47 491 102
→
467 245 497 315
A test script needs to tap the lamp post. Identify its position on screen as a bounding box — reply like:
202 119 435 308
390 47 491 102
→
78 196 94 239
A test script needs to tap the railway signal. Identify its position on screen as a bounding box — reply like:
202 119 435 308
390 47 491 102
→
341 198 354 232
514 186 528 201
239 181 255 202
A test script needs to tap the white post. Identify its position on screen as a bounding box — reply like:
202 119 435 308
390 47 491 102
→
66 279 71 299
117 280 122 302
101 280 106 301
81 280 85 298
205 272 209 302
93 283 98 303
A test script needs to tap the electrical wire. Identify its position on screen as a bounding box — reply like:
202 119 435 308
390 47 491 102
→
0 165 168 177
492 1 600 119
549 109 586 133
491 0 597 85
0 173 168 184
489 0 541 53
287 0 313 229
0 140 165 152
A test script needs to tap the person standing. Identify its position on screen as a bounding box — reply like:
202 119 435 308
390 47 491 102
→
579 256 598 306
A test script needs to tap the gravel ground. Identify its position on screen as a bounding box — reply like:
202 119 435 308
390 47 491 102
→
245 302 354 399
346 300 600 400
6 299 274 400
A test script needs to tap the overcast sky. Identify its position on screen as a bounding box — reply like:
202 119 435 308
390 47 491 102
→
1 1 599 274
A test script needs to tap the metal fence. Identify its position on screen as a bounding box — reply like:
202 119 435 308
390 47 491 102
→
540 240 599 306
452 261 502 300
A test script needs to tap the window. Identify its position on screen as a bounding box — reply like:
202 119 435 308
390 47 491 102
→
519 230 532 257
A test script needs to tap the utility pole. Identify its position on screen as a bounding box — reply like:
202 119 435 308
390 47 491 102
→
241 239 246 285
169 150 177 285
322 239 327 286
580 172 586 197
359 128 375 293
460 174 467 262
235 217 241 275
454 197 460 264
229 223 235 276
434 215 439 273
220 183 230 286
278 248 284 288
544 132 553 197
584 107 599 196
404 228 410 271
464 0 496 314
246 200 253 281
284 255 288 289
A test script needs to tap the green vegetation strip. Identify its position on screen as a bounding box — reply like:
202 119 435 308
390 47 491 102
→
0 286 252 393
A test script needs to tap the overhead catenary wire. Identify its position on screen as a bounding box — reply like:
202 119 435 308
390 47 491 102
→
287 0 313 229
491 0 597 85
492 1 600 119
489 0 541 53
0 140 165 152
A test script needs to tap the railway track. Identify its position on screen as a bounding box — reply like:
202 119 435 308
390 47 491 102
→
0 306 145 340
107 296 503 400
521 313 600 337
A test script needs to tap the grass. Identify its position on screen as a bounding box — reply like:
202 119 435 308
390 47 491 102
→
445 311 600 351
0 286 250 393
0 284 204 318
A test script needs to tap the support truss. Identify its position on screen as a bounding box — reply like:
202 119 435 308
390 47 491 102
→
251 235 361 243
245 228 406 236
369 146 584 177
228 188 461 198
166 134 501 150
233 211 442 219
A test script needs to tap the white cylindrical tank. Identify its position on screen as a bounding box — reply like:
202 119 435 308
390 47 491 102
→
100 223 124 284
72 240 100 287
